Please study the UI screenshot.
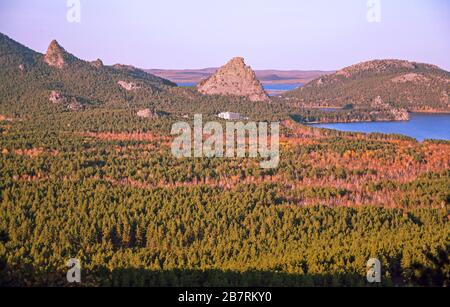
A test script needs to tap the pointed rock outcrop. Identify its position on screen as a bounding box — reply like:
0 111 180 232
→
197 57 269 102
44 40 75 68
91 58 104 68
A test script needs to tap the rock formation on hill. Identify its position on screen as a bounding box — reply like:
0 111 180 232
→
370 96 410 121
137 109 159 119
91 58 104 68
44 40 76 68
0 32 177 117
49 91 67 104
48 90 82 111
197 57 269 102
118 80 140 91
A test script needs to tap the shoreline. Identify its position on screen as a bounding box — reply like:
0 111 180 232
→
305 113 450 142
304 110 450 125
306 118 410 125
306 112 450 125
410 110 450 114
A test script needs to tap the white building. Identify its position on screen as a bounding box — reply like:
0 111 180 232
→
217 112 247 120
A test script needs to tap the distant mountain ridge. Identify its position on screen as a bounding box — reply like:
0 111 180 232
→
146 68 333 85
2 32 449 121
284 59 450 112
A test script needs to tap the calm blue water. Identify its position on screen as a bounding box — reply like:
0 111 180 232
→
311 113 450 141
263 83 303 91
178 82 197 87
177 82 303 91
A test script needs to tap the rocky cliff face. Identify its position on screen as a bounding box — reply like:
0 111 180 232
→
44 40 75 68
370 96 410 121
197 57 269 102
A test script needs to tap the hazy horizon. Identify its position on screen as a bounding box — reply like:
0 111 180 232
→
1 0 449 71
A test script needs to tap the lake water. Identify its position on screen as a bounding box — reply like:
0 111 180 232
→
177 82 303 92
178 82 197 87
311 113 450 141
263 83 303 91
175 83 449 141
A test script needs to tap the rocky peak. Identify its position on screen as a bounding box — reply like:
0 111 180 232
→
91 58 104 68
197 57 269 102
44 40 74 68
228 57 246 66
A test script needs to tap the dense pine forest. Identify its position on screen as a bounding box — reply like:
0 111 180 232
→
0 33 449 287
0 112 449 287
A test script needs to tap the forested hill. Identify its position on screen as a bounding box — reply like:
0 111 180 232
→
0 33 176 117
283 59 450 112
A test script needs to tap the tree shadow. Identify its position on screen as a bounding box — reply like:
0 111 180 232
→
0 264 386 287
2 249 448 287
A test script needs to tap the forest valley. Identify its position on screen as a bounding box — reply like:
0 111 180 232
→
0 111 448 287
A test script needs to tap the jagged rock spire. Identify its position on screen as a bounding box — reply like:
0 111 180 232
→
44 40 72 68
197 57 269 102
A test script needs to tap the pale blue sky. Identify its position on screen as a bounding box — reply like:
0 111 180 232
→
0 0 449 70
